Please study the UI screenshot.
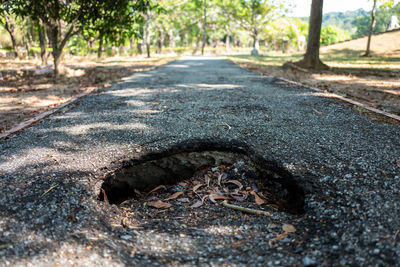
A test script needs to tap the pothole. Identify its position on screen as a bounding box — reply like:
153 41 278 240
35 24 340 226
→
99 142 305 215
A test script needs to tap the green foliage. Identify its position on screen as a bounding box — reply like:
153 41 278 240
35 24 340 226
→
320 25 351 45
352 4 400 37
68 35 88 55
83 0 147 47
322 9 368 34
263 18 308 48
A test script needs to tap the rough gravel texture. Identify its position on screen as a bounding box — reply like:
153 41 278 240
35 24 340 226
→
1 56 399 266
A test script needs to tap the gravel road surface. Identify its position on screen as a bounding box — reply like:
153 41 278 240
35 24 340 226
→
1 56 399 266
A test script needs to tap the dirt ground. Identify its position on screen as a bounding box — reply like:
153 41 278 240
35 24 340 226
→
0 55 174 133
240 62 400 115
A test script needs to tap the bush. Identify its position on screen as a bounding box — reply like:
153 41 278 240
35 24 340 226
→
320 26 351 45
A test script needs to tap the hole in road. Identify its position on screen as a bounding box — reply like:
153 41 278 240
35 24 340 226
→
99 141 305 215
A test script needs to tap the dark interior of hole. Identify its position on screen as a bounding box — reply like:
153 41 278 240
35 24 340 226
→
99 144 305 215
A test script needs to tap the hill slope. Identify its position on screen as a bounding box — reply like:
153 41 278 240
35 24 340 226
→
321 29 400 59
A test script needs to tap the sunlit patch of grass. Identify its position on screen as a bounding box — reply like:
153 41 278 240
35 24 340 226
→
228 53 302 67
229 49 400 70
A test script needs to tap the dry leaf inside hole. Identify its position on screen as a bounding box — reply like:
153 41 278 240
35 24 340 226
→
147 200 172 209
192 184 203 192
225 180 243 190
165 191 184 201
148 185 167 194
190 200 203 208
177 197 190 203
250 190 266 205
209 194 231 203
282 224 296 233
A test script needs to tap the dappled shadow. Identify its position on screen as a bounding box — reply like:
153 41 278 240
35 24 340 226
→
0 58 169 133
1 57 399 265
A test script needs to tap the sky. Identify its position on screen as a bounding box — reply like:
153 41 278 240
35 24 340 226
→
290 0 373 17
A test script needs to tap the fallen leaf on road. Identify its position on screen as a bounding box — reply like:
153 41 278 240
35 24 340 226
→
269 232 288 246
397 162 400 168
147 200 172 209
282 224 296 233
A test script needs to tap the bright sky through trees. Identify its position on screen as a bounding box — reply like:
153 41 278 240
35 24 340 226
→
290 0 373 17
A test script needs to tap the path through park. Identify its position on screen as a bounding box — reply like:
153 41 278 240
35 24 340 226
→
1 57 399 266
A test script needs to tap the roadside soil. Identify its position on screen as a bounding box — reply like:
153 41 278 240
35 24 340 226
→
0 55 174 133
238 62 400 119
230 30 400 119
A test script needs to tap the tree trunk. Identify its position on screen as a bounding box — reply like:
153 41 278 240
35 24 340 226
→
53 50 61 78
291 0 328 70
251 29 260 56
253 33 259 50
98 35 103 59
201 0 207 55
363 0 377 57
225 26 230 53
48 25 62 78
145 6 151 58
169 29 175 48
156 28 164 54
38 21 47 65
193 35 201 55
2 12 19 58
159 30 164 53
129 38 134 50
137 39 143 55
119 44 126 55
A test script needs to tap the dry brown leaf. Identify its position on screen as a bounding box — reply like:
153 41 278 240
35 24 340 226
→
190 200 203 208
177 197 190 203
192 184 203 192
230 194 247 202
191 195 208 208
147 200 172 209
211 194 231 200
250 190 266 205
225 180 243 190
209 194 217 203
165 191 184 201
282 224 296 233
148 185 167 194
101 188 108 203
209 194 231 203
269 232 288 246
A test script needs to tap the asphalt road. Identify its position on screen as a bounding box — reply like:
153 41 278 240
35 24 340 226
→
0 57 399 266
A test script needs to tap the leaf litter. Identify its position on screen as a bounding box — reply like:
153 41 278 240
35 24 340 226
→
118 163 283 216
